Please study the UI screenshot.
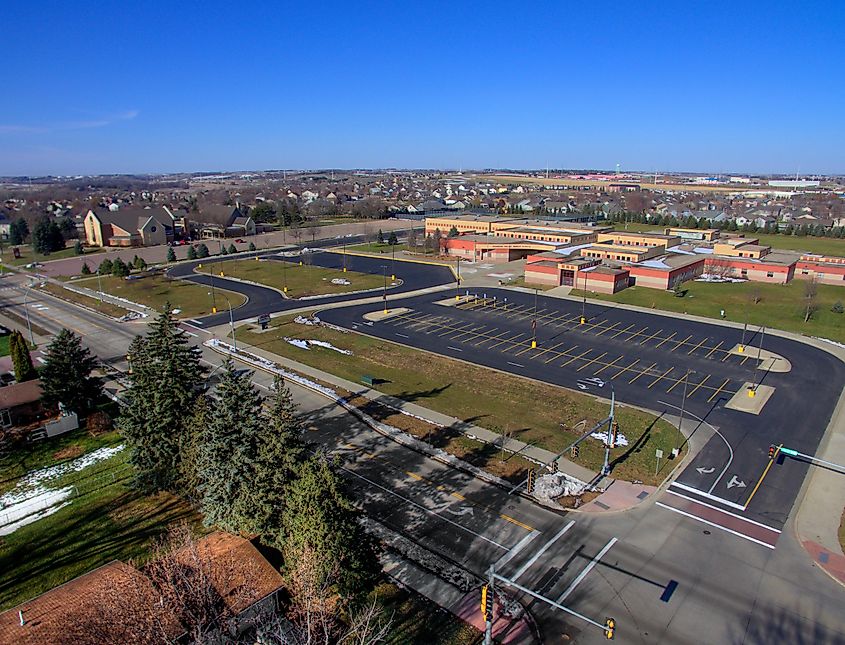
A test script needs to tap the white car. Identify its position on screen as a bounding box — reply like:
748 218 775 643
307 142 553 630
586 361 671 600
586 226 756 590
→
582 377 606 387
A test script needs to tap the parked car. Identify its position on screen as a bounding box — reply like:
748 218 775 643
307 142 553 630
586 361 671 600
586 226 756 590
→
235 238 244 243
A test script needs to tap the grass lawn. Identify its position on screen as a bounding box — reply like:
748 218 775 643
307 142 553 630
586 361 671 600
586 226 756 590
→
37 282 130 318
571 279 845 343
0 335 9 357
1 244 104 268
0 430 202 609
238 316 682 485
840 507 845 553
200 259 388 298
610 222 845 256
347 242 409 255
376 582 480 644
71 273 247 318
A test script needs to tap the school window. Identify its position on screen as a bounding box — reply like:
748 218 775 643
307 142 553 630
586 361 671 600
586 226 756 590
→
766 272 774 278
741 269 748 276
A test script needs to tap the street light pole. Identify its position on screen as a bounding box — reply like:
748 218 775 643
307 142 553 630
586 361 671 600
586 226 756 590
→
581 270 587 324
209 269 217 313
677 369 694 454
382 265 388 314
455 257 461 301
391 241 396 280
532 288 538 348
601 384 616 477
96 267 103 302
22 281 35 347
221 294 237 351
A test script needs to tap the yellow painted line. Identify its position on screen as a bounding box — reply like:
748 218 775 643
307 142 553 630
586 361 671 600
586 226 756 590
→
513 342 540 357
436 321 479 337
577 351 608 372
406 471 423 481
687 374 711 398
627 326 651 342
654 331 677 349
450 324 490 341
629 362 658 384
496 334 530 351
547 345 577 364
561 348 593 368
648 367 675 389
471 329 512 347
532 340 568 360
593 321 621 337
609 323 636 339
638 328 664 345
704 340 724 358
500 514 534 531
739 355 751 366
582 318 610 333
408 316 451 332
670 334 694 352
686 337 710 355
611 359 639 379
450 491 466 501
593 354 625 375
707 378 731 403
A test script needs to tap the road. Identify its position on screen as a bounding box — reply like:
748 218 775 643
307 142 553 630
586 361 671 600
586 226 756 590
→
166 243 455 326
2 275 844 643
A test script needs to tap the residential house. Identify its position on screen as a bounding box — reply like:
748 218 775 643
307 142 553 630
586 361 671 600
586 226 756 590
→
0 379 47 428
83 206 174 247
198 205 256 239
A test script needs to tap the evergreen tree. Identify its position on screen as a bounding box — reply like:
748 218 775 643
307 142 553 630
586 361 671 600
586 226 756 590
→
228 243 237 254
220 245 228 256
118 305 206 491
74 240 84 255
98 258 113 274
180 395 211 499
167 247 176 262
80 262 92 275
187 245 197 260
197 360 265 533
248 242 256 251
282 453 381 602
377 229 384 244
111 257 130 277
134 256 147 271
196 243 209 258
247 376 306 545
10 331 37 382
9 218 28 245
388 231 398 245
448 226 459 238
40 328 100 413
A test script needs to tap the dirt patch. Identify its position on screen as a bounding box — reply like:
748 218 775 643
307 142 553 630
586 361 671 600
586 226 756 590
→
557 490 601 509
52 445 84 460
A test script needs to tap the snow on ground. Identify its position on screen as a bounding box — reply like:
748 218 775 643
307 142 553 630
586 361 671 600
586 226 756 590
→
696 274 746 283
308 340 352 355
590 431 629 447
533 473 587 503
0 444 125 535
285 338 310 350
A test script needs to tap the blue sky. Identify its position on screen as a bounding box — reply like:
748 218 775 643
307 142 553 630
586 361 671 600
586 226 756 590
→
2 1 843 176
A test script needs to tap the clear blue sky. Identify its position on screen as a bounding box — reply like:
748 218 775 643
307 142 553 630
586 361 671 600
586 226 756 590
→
2 1 843 176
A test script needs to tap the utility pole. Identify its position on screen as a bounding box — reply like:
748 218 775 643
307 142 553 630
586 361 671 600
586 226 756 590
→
601 384 616 476
382 265 388 314
580 270 588 324
96 267 103 302
677 369 694 454
455 257 461 301
532 288 538 348
23 280 35 347
222 294 237 351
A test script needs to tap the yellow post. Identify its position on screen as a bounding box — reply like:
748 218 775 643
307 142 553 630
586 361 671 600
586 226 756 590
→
391 274 395 280
531 340 537 349
219 272 224 277
212 306 217 314
198 263 202 269
738 345 745 353
747 386 756 398
343 266 347 272
283 287 288 293
255 255 259 261
580 316 587 325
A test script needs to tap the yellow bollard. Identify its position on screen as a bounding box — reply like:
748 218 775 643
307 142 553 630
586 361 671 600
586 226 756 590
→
738 345 745 353
580 316 586 325
747 387 756 398
198 263 202 269
531 340 537 349
391 274 395 280
219 272 224 277
212 306 217 314
283 286 288 293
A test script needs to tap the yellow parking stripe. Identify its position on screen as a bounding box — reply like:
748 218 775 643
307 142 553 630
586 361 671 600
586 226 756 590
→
593 321 620 337
648 367 674 389
593 355 625 375
627 327 651 342
489 332 527 350
610 323 636 339
654 331 677 348
437 322 477 337
686 337 710 355
612 359 639 379
670 334 694 352
638 328 665 345
577 351 608 372
473 329 512 347
450 325 490 341
532 340 568 360
561 348 593 367
707 378 731 403
687 374 711 398
704 341 724 358
629 362 658 384
547 345 577 364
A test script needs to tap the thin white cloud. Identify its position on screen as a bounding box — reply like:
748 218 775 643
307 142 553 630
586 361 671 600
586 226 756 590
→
0 110 139 134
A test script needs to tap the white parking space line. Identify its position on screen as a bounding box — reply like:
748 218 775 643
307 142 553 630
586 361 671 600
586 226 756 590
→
396 333 409 338
342 466 510 550
447 346 463 352
512 520 575 582
494 530 540 569
556 537 618 602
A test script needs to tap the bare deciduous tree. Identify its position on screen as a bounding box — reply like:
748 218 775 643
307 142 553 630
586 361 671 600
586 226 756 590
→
803 277 818 322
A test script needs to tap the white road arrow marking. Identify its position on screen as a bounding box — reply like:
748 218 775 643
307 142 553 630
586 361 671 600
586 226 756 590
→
696 467 716 475
446 506 474 517
727 475 747 489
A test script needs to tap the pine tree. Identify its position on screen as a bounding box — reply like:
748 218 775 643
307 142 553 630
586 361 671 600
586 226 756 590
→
196 243 209 258
282 453 381 602
74 240 84 255
134 256 147 271
197 360 265 533
220 245 228 256
10 331 37 382
248 242 256 252
247 376 306 545
40 328 100 413
187 245 197 260
81 262 92 275
180 395 211 499
228 243 237 254
167 247 176 262
98 258 113 274
388 231 398 246
377 229 384 244
112 257 130 277
118 304 206 492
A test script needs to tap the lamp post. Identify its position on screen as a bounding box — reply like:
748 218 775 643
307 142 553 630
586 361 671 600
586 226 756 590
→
381 265 388 314
221 294 237 351
677 369 695 454
282 259 288 294
96 267 103 302
209 268 217 313
455 257 462 301
342 240 347 272
22 280 35 347
531 288 538 348
391 240 396 280
749 326 766 395
581 269 588 324
601 383 616 477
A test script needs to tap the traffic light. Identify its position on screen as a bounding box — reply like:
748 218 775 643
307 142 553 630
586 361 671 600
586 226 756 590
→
526 469 536 494
570 445 580 459
768 445 777 460
480 585 494 621
604 617 615 640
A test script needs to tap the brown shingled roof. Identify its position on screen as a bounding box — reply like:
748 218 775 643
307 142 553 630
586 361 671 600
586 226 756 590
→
0 380 42 409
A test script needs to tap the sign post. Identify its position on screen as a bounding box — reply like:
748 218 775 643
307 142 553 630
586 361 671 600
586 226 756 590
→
655 448 664 476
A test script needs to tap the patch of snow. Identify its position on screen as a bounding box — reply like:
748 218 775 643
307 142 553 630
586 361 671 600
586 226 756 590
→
285 338 310 350
813 336 845 350
696 274 746 283
308 340 352 355
0 489 72 536
330 278 351 285
590 431 629 447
